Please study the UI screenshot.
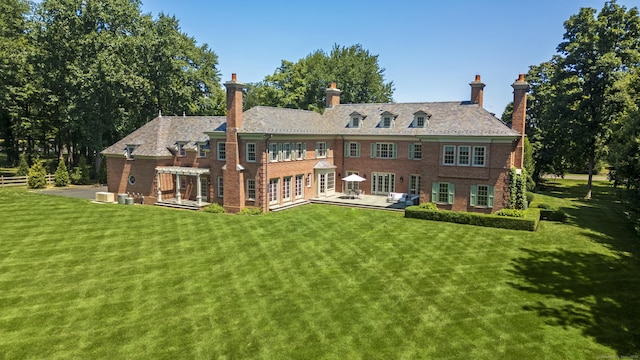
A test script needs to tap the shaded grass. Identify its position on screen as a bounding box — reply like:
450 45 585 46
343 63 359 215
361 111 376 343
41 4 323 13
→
0 182 638 359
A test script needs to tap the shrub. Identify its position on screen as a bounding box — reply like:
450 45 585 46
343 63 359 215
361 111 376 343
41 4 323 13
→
418 202 438 210
203 203 226 214
537 203 552 209
238 207 263 216
539 209 567 222
27 158 47 189
526 192 535 205
405 206 536 231
54 158 70 187
70 156 91 185
16 154 29 176
495 209 525 218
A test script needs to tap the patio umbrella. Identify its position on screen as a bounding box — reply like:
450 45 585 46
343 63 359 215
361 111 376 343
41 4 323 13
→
342 174 366 197
342 174 365 182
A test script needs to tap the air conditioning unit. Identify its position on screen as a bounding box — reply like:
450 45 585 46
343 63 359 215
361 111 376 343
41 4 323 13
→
96 192 115 203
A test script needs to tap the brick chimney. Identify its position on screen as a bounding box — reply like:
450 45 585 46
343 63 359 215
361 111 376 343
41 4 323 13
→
511 73 529 169
222 73 245 213
469 74 485 107
325 82 342 108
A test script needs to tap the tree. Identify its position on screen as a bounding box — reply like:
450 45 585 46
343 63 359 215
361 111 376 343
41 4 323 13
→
553 1 640 198
54 157 69 187
16 153 29 176
27 158 47 189
245 44 394 112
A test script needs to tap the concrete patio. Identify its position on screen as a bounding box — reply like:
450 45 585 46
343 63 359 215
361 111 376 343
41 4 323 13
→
310 193 411 212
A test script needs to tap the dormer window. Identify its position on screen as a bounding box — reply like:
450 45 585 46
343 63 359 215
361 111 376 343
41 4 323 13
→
176 142 187 157
124 145 137 160
197 141 209 158
380 111 396 128
413 111 431 128
349 111 364 128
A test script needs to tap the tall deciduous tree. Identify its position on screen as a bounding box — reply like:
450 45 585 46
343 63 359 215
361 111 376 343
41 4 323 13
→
245 44 394 112
554 1 640 198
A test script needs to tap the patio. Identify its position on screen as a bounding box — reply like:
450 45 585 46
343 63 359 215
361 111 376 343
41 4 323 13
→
310 193 411 211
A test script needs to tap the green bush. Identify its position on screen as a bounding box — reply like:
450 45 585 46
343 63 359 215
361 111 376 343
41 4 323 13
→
70 156 91 185
405 206 536 231
418 202 438 210
537 203 552 209
526 192 535 205
495 209 525 218
539 209 567 222
54 158 70 187
203 203 226 214
27 158 47 189
16 154 29 176
238 207 263 216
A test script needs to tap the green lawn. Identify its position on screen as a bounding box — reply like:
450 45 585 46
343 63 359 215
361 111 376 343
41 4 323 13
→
0 181 638 359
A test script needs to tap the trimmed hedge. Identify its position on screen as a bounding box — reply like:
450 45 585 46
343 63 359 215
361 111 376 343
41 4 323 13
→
405 206 536 231
539 209 567 222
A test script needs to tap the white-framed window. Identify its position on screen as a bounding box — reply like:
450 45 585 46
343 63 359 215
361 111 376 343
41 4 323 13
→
283 176 292 202
409 175 420 196
269 178 279 205
350 116 361 128
473 146 486 167
246 178 256 201
217 176 224 198
470 185 494 208
269 143 279 162
283 143 292 161
432 182 454 204
180 178 187 191
124 145 137 160
306 173 311 188
315 142 327 158
381 116 393 128
345 142 361 158
371 142 397 159
177 142 186 157
197 142 209 158
409 143 422 160
200 179 208 200
458 146 470 166
217 142 226 161
443 145 456 165
296 142 306 160
246 143 256 162
295 175 304 199
327 172 335 192
416 116 426 128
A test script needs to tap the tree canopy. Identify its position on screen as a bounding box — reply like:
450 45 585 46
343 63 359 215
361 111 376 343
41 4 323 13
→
0 0 225 169
244 44 394 112
517 0 640 197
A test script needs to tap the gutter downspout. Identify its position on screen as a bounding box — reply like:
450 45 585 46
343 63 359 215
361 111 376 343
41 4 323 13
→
264 134 272 212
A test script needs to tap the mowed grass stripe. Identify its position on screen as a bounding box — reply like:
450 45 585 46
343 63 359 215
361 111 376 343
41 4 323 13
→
0 184 638 359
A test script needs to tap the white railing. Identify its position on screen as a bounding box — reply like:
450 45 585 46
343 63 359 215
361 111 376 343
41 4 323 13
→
0 174 54 187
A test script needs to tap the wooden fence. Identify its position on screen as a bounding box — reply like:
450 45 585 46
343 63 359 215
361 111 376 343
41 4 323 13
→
0 174 54 187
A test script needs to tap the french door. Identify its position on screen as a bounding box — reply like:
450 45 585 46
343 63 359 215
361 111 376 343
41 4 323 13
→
371 172 395 195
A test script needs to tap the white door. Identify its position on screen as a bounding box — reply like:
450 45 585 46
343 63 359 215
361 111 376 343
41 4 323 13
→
371 172 395 195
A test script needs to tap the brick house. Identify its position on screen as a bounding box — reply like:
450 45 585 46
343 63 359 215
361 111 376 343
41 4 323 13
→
102 73 529 213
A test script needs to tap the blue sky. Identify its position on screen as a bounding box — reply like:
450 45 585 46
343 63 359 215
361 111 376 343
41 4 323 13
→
140 0 637 116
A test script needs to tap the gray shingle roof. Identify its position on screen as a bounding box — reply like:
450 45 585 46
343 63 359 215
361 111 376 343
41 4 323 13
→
102 116 226 156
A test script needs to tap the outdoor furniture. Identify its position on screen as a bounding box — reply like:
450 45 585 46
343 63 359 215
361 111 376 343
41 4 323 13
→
387 192 408 203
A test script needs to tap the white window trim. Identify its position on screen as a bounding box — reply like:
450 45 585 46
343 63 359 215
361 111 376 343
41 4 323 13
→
217 176 224 198
177 142 187 157
217 142 226 161
197 142 208 158
315 142 327 158
472 146 487 167
125 145 137 160
442 145 456 166
409 143 422 160
246 143 256 162
350 116 361 128
432 182 454 205
269 143 279 162
345 141 361 158
470 184 494 208
246 178 256 201
457 145 470 166
381 116 393 128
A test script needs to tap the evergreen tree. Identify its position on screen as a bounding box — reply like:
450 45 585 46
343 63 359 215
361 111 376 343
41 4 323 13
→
54 157 69 187
27 158 47 189
16 153 29 176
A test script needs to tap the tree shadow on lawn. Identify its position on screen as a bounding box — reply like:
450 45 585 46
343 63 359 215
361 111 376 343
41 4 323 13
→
508 248 640 355
513 181 640 355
